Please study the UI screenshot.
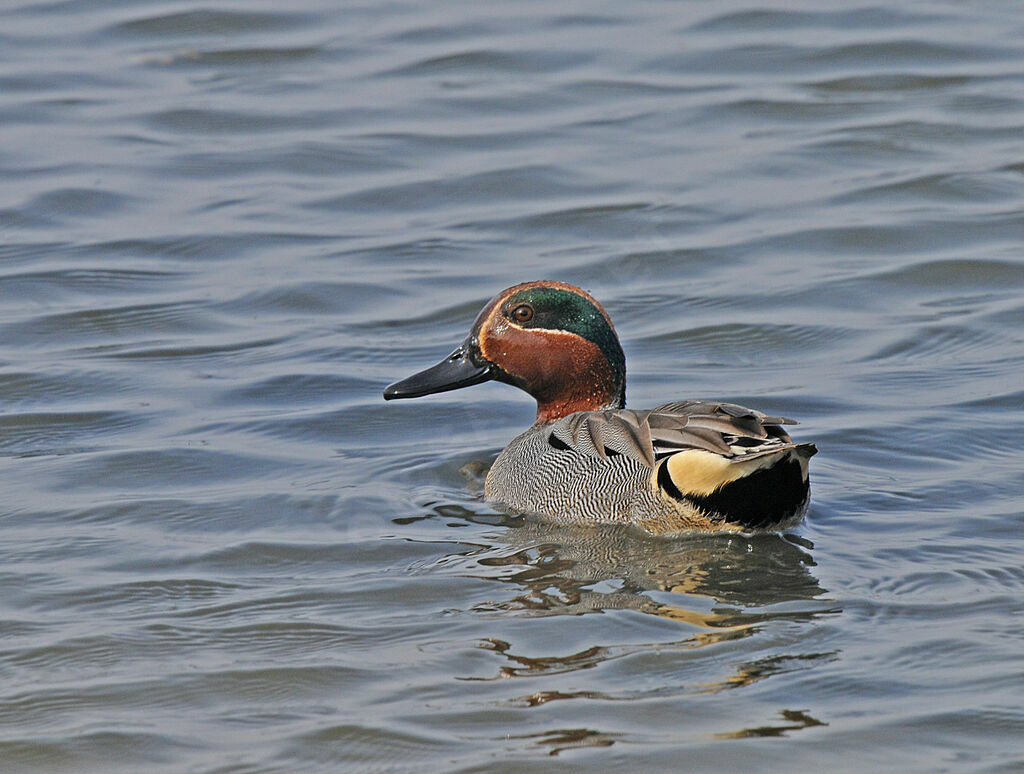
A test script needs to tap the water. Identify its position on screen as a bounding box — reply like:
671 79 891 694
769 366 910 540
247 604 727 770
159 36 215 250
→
1 0 1022 771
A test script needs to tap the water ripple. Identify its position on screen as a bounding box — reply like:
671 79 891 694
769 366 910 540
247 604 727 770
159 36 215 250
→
109 9 316 37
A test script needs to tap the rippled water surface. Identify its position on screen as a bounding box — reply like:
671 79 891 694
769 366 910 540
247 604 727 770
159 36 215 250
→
2 1 1023 771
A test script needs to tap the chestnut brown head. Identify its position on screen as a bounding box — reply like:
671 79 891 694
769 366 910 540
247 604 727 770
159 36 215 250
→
384 281 626 424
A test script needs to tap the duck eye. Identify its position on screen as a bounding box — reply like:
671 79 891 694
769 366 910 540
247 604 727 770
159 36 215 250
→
511 304 534 323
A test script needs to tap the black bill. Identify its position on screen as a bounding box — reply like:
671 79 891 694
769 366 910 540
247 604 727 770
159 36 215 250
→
383 340 494 400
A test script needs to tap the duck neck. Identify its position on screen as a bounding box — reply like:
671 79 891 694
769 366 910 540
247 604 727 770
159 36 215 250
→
532 361 625 424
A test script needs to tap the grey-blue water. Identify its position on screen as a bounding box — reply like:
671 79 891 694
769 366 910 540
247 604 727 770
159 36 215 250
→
1 1 1022 772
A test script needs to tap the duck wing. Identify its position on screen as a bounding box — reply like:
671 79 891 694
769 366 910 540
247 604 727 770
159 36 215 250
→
546 400 811 469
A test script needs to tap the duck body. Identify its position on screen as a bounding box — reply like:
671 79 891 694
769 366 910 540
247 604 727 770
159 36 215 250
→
486 401 814 534
384 281 816 534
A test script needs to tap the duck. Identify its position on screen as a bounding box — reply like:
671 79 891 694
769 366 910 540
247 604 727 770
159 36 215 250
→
383 280 816 534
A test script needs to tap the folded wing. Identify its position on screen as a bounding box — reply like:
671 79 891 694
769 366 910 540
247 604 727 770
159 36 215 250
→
546 400 809 469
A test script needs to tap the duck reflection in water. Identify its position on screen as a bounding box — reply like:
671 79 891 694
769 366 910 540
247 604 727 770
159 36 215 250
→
466 513 830 623
411 505 835 741
413 505 839 744
411 502 836 696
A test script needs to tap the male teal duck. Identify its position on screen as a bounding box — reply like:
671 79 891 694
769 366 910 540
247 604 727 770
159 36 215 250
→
383 281 816 534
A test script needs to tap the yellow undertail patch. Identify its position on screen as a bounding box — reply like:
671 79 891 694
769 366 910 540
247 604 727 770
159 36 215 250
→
660 449 801 497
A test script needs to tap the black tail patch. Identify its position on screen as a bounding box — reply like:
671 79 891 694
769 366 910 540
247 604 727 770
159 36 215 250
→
656 457 685 501
677 456 809 529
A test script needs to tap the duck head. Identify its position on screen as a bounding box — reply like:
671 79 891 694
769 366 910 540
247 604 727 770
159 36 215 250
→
383 281 626 424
